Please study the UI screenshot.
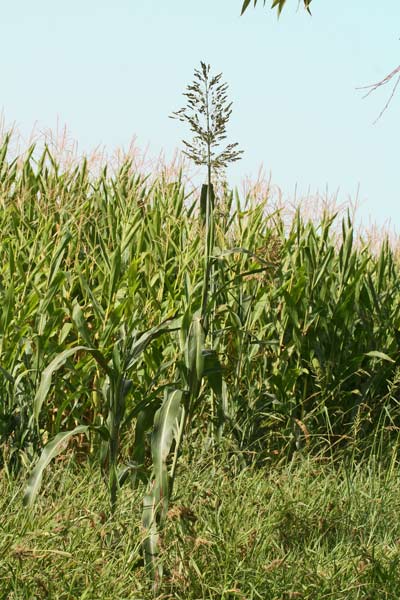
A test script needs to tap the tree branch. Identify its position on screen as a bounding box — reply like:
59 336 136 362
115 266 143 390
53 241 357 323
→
357 64 400 124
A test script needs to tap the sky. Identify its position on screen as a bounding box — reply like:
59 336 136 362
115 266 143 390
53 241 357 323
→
1 0 399 233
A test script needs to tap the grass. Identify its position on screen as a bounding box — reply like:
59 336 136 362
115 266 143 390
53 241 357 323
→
1 449 400 599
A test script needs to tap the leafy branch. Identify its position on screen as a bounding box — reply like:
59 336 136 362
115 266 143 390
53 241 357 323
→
241 0 312 17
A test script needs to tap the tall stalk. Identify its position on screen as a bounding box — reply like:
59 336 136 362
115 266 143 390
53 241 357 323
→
171 61 243 332
140 63 244 590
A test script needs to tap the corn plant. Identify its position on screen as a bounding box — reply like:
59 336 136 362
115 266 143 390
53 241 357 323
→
23 310 180 512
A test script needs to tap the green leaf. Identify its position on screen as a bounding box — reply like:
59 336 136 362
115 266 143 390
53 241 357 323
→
108 247 121 305
72 303 93 347
215 246 272 266
130 404 160 484
151 388 183 520
48 231 71 286
185 312 205 396
203 349 223 396
240 0 252 16
271 0 287 15
365 351 395 363
23 426 89 507
142 493 162 586
125 316 181 370
241 0 312 17
33 346 88 423
33 345 111 424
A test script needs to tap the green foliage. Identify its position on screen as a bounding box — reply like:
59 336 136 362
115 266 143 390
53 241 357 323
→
23 425 91 507
0 134 398 465
241 0 313 16
0 132 399 591
143 388 184 585
4 453 400 598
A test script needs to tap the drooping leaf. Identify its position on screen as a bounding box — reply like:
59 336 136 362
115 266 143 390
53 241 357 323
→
23 425 89 507
151 388 183 520
125 316 181 370
33 346 88 423
365 351 395 363
33 345 112 424
142 493 162 587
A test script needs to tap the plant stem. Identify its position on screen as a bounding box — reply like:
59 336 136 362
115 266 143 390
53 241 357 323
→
201 70 214 335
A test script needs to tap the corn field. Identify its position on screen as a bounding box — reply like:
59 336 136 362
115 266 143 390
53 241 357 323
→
1 133 400 584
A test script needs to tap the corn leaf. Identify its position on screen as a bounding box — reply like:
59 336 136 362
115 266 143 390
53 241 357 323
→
23 425 89 507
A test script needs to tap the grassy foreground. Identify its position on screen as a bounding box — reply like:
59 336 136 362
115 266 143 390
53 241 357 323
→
1 450 400 600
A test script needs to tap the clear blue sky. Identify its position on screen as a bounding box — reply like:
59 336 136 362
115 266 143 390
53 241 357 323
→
1 0 399 232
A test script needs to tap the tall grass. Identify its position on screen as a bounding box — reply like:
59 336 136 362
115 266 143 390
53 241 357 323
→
0 132 399 458
0 132 400 588
3 450 400 599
